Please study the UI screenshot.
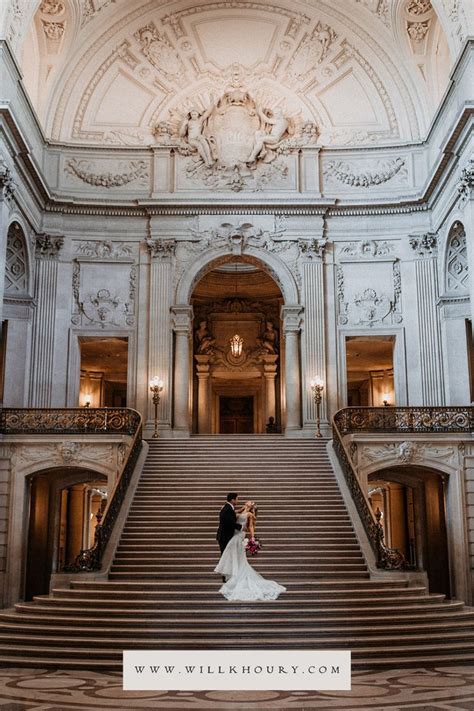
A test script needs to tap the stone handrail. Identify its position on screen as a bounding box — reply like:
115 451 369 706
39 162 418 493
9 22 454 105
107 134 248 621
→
330 406 474 570
0 407 143 572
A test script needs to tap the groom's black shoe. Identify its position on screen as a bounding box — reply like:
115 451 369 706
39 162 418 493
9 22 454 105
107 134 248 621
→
222 576 226 583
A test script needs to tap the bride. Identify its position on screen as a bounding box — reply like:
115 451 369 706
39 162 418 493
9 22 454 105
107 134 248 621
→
214 501 286 601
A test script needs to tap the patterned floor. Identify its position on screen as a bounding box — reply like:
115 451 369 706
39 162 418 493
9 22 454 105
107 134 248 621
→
0 666 474 710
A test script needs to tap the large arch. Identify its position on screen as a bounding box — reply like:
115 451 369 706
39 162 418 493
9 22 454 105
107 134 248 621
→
175 247 300 306
172 245 303 436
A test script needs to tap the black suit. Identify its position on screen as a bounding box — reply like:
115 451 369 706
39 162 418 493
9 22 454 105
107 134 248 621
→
216 502 242 553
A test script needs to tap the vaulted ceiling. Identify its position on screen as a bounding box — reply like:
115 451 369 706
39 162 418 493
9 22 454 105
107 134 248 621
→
4 0 471 147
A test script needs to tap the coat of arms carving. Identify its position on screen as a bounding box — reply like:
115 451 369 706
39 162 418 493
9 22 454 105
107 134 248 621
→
153 88 318 191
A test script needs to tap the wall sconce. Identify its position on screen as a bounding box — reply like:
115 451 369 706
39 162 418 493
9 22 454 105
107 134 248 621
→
83 393 92 408
149 376 164 439
382 392 390 406
310 377 324 438
229 334 243 358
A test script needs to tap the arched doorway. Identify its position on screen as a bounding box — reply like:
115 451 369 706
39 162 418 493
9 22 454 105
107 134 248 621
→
25 468 107 600
190 259 283 433
368 466 450 597
172 247 302 436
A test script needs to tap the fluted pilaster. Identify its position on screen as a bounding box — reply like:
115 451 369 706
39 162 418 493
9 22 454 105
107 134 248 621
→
29 234 63 407
410 233 445 405
147 240 175 430
302 260 327 425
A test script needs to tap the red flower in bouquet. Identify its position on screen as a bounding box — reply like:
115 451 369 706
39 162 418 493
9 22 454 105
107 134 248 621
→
245 537 261 556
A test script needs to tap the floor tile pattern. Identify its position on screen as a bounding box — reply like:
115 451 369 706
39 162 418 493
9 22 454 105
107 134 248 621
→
0 665 474 710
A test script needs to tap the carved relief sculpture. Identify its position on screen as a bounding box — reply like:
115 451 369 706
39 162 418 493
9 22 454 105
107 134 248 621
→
179 100 216 167
153 88 317 191
195 320 216 355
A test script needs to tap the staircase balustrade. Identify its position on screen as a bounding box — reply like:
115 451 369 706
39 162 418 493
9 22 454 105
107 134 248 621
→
332 406 474 570
0 407 143 572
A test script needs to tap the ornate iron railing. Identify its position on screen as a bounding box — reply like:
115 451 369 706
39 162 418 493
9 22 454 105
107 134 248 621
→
0 407 140 436
331 406 473 570
0 407 143 572
335 406 474 435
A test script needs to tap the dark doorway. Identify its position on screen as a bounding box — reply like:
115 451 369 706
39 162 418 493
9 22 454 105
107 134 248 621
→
219 396 254 433
368 468 450 598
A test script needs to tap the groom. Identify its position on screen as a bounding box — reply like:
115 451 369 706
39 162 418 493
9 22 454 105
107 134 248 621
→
216 492 242 554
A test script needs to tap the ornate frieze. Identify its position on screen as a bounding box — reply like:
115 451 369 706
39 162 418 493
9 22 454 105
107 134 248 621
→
360 441 456 468
75 241 134 259
35 234 64 259
11 441 117 473
325 157 407 188
340 240 394 258
409 232 437 256
65 159 149 188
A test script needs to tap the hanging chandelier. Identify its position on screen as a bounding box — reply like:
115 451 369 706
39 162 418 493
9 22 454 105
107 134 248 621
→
229 334 244 357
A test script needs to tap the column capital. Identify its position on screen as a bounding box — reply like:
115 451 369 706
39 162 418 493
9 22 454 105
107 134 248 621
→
0 159 16 201
171 304 194 333
458 157 474 205
409 232 437 258
281 304 303 333
147 238 176 260
298 238 327 261
35 233 64 259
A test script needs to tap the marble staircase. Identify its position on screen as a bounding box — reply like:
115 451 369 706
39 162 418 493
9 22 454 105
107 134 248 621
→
0 435 473 669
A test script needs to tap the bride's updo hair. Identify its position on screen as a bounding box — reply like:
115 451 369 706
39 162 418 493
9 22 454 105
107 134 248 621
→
249 502 258 518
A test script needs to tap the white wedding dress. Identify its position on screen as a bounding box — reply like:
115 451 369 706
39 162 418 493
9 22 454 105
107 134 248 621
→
214 513 286 601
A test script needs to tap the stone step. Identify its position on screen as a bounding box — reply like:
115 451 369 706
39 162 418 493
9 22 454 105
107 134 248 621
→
5 607 470 628
51 586 425 600
69 578 411 591
1 639 474 658
15 599 455 618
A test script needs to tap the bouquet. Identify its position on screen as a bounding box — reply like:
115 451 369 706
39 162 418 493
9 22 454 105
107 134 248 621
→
245 537 262 556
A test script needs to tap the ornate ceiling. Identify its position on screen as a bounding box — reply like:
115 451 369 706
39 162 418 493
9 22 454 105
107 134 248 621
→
4 0 472 147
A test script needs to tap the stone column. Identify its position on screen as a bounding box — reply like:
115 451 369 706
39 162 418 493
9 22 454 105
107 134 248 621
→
262 354 278 425
409 233 445 405
301 247 327 430
195 354 211 433
147 239 176 435
28 234 64 407
281 305 303 434
171 304 193 436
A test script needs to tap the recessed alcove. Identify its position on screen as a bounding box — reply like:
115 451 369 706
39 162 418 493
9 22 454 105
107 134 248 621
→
190 258 283 434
